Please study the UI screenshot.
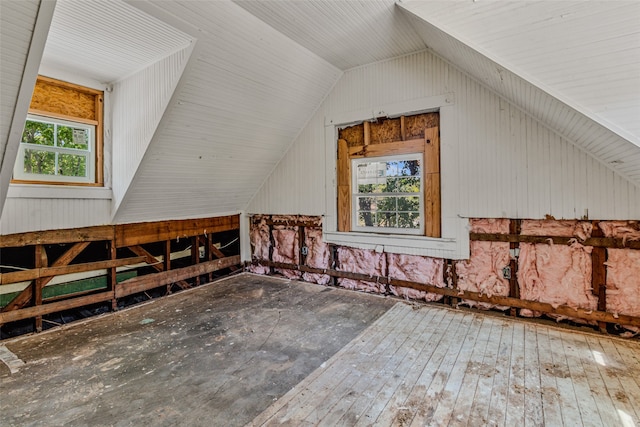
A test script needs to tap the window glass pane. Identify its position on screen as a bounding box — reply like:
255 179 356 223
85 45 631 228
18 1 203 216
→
385 160 420 177
397 196 420 212
357 211 375 227
376 212 396 228
58 154 87 177
22 121 54 146
23 149 55 175
398 212 420 228
58 125 89 150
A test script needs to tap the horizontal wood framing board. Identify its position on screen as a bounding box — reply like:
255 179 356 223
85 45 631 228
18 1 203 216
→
348 138 425 158
0 215 240 248
115 255 241 298
255 260 640 328
114 215 240 248
0 226 114 248
470 233 640 249
0 291 114 324
0 257 146 285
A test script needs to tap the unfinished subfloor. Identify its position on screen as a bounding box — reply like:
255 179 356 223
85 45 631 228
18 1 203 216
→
1 274 639 427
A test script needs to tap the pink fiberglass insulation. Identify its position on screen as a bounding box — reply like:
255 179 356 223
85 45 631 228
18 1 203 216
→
302 228 331 285
272 226 301 279
455 218 511 310
337 247 386 293
456 241 511 310
598 221 640 243
470 218 510 234
387 254 445 302
520 219 593 241
248 216 270 275
605 249 640 334
517 241 596 320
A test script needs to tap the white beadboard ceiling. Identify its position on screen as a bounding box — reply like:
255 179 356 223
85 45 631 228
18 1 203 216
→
398 1 640 186
400 0 640 144
232 0 425 70
112 0 342 223
41 0 192 83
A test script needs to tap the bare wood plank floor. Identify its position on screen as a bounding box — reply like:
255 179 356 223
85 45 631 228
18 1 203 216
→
248 303 640 427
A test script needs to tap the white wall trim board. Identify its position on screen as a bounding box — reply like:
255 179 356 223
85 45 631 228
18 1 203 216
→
6 185 112 200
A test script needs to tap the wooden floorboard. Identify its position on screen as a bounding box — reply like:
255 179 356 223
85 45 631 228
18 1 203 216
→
248 303 640 427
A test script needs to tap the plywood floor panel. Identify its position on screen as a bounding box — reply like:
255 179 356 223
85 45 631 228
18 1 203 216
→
249 303 640 427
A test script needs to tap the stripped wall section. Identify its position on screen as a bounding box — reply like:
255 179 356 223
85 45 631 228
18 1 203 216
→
111 45 192 212
248 50 640 221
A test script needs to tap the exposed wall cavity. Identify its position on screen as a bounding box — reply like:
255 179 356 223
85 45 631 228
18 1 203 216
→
456 219 510 310
517 220 596 322
249 215 640 336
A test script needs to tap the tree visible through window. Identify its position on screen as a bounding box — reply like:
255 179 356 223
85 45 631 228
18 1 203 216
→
353 154 423 233
19 116 93 181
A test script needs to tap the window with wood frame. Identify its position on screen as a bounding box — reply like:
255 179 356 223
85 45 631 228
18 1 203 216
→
12 76 104 186
337 112 441 238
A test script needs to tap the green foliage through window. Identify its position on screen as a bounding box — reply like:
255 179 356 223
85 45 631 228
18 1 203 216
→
16 117 93 182
353 157 422 231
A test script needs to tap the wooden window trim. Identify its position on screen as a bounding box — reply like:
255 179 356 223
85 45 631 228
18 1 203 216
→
11 75 104 187
337 117 441 238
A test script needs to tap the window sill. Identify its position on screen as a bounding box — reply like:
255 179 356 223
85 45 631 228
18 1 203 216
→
7 183 112 200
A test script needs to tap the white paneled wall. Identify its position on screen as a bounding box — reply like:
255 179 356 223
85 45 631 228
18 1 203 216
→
248 50 640 222
111 46 192 211
1 188 111 235
0 0 39 162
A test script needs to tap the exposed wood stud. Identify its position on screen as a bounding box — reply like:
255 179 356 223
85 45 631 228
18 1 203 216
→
191 236 200 286
164 240 172 294
108 240 117 311
268 216 275 275
509 219 521 317
34 245 46 332
337 139 351 232
205 234 213 283
591 221 608 333
363 121 371 146
400 116 406 141
298 226 307 266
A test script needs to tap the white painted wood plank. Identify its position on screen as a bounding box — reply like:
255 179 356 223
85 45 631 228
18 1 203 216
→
485 317 514 426
353 308 450 426
309 307 425 425
428 315 488 426
559 333 604 427
408 313 475 425
328 307 441 425
585 336 640 425
522 324 544 427
369 309 459 426
505 322 526 426
447 315 494 426
466 317 504 426
535 326 564 427
546 328 584 426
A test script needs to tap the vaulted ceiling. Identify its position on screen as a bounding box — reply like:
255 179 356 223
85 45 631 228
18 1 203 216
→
1 0 638 222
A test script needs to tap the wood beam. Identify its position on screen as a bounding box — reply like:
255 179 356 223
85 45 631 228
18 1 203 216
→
115 256 241 298
0 257 145 285
470 233 640 249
